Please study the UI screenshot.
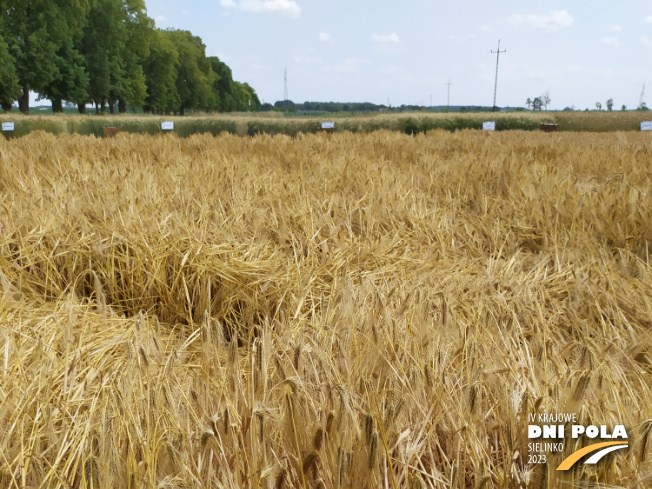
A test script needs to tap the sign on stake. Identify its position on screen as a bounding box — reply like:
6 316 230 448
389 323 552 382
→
162 121 174 131
102 127 120 138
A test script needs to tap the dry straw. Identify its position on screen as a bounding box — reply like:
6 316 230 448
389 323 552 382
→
0 129 650 487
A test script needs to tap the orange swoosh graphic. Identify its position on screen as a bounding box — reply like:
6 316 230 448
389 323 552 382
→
556 441 628 470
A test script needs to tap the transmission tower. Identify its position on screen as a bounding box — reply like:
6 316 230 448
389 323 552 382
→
491 40 506 111
446 78 453 109
639 83 646 109
284 68 288 101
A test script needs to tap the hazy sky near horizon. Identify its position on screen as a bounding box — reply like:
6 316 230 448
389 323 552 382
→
146 1 651 110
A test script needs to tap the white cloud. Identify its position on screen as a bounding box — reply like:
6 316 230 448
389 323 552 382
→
443 34 477 42
509 10 574 32
294 55 323 64
609 24 622 32
641 36 652 47
224 0 301 18
644 16 652 23
319 32 333 43
372 33 401 44
323 58 371 74
155 14 168 25
601 36 620 47
381 65 401 75
564 64 584 73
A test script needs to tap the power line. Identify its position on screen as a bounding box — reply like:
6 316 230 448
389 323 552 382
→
446 78 453 108
284 67 288 101
491 39 506 111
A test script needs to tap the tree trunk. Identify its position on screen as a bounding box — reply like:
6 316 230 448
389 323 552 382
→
100 101 106 114
1 101 12 113
78 103 86 114
18 86 30 114
52 98 63 113
118 100 127 113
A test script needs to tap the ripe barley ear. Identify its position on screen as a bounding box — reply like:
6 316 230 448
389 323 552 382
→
313 426 324 451
368 431 378 469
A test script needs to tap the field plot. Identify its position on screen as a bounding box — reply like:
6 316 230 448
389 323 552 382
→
1 110 652 138
0 130 651 488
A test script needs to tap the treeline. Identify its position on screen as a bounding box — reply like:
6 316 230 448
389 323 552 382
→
270 101 516 113
0 0 260 114
272 101 387 113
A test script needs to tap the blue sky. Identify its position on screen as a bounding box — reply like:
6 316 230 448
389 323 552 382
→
142 1 651 109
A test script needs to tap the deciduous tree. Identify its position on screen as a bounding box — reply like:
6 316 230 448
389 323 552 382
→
541 91 551 110
0 31 20 112
0 0 90 113
532 97 542 111
166 30 214 115
143 28 180 113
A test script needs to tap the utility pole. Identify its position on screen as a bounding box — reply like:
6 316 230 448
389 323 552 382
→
284 67 288 101
446 78 453 109
491 40 506 112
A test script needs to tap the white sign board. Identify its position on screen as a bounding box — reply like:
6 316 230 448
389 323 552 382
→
2 122 15 131
482 121 496 131
161 121 174 130
321 122 335 129
641 121 652 131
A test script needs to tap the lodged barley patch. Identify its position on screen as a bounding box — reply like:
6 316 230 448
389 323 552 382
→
0 130 651 488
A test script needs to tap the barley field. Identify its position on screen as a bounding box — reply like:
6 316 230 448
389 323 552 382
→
1 109 651 138
0 130 651 488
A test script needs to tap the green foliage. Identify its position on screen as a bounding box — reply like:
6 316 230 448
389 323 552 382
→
209 57 231 111
79 0 124 110
391 116 541 134
0 31 20 110
206 56 261 113
532 97 543 111
231 82 261 112
166 30 213 114
143 29 180 113
3 111 652 138
295 101 385 112
39 41 89 112
247 119 319 136
118 0 152 110
173 119 238 136
77 0 151 112
401 117 420 135
1 0 86 112
0 1 258 114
